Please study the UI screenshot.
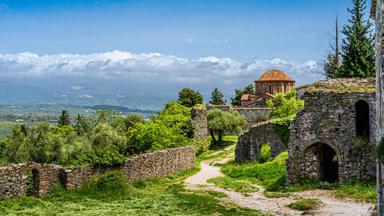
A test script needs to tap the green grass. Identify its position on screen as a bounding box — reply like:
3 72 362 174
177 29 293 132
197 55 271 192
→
208 176 259 195
220 151 376 203
286 199 321 211
222 152 288 188
0 170 266 216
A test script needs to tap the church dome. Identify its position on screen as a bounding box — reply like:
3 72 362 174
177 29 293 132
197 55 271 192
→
257 69 294 82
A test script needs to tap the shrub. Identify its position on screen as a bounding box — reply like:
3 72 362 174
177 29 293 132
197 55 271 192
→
192 138 211 155
286 199 321 211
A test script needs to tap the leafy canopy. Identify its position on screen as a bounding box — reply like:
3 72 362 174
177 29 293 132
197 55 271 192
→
231 84 255 106
210 88 226 105
177 88 203 107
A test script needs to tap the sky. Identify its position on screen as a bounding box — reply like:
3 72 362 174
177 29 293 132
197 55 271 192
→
0 0 371 99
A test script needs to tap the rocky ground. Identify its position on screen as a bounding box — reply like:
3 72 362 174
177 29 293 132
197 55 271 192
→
185 146 375 216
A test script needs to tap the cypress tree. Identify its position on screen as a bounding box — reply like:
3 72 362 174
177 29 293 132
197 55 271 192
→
337 0 375 78
58 110 71 127
209 88 226 105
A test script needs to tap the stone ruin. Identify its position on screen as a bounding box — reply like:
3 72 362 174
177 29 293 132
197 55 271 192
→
235 121 286 162
286 78 376 184
0 146 195 200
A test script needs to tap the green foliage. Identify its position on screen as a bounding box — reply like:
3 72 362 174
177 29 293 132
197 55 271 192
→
271 117 293 147
222 152 288 188
260 144 271 163
267 90 304 120
88 124 127 166
95 109 119 125
75 114 90 136
267 91 303 146
210 88 226 105
192 138 211 155
231 84 255 106
58 110 71 127
207 109 246 145
177 88 203 107
127 122 190 154
208 176 259 195
112 114 145 133
286 199 321 211
337 0 375 78
155 101 193 138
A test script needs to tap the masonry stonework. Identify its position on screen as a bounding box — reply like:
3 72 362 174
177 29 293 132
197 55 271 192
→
286 79 377 184
235 121 286 162
0 146 196 199
191 107 208 140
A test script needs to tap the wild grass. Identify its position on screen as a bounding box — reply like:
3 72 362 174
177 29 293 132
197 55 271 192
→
207 176 259 195
286 198 321 211
220 151 376 203
0 169 265 216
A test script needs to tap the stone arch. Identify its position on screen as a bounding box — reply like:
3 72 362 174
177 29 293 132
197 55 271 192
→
27 169 40 196
355 100 370 140
235 122 286 162
304 143 339 183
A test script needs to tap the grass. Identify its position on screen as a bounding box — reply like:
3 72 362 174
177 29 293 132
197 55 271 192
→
208 176 259 195
286 199 321 211
0 135 265 216
0 169 266 216
220 151 377 203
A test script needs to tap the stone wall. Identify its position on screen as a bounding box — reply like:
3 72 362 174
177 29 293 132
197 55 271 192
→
191 107 208 140
0 146 196 199
0 163 62 199
286 88 376 184
235 121 286 162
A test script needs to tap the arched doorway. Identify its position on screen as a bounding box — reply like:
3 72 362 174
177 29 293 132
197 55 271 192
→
318 144 339 183
27 169 40 196
305 143 339 183
355 100 370 140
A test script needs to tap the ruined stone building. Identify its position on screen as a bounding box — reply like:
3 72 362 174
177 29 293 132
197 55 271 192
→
241 70 296 107
286 78 376 184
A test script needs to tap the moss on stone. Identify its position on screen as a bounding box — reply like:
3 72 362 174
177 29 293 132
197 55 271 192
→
305 78 375 93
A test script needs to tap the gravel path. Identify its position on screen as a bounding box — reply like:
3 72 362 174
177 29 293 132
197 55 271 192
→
185 159 375 216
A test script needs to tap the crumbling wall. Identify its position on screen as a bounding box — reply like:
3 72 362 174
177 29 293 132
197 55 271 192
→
235 121 286 162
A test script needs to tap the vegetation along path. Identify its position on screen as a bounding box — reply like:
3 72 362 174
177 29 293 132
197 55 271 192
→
185 144 375 216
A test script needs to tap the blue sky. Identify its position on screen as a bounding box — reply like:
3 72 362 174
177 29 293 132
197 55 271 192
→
0 0 355 61
0 0 372 98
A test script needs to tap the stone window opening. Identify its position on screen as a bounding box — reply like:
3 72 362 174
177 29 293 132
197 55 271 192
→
268 85 272 94
26 169 40 196
355 100 370 140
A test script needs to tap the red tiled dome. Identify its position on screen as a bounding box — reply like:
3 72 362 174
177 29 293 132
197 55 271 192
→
257 70 294 82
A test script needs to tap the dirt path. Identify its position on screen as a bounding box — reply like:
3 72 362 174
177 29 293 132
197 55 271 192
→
184 152 375 216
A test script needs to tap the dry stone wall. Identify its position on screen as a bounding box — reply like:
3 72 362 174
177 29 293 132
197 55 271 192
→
286 89 376 184
235 121 286 162
191 107 208 140
0 146 195 199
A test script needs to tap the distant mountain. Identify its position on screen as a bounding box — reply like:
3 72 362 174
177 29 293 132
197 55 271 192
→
0 80 57 104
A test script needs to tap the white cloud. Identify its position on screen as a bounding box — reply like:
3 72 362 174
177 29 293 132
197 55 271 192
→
0 50 323 85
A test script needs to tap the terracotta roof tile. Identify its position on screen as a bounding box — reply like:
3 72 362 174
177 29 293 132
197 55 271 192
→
257 70 294 82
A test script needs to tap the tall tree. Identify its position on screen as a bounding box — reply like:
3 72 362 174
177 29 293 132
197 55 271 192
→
337 0 375 78
177 88 203 107
323 15 341 79
58 110 71 127
75 114 89 136
209 88 226 105
231 84 255 106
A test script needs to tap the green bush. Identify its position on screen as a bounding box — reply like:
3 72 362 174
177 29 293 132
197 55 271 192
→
287 199 321 211
193 138 211 155
260 144 271 163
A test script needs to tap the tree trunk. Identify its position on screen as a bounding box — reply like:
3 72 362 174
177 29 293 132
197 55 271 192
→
210 130 216 145
218 131 223 144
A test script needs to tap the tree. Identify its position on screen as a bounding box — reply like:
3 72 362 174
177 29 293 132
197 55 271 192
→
58 110 71 127
209 88 226 105
323 15 341 79
75 114 89 136
177 88 203 107
337 0 375 78
266 90 304 146
207 109 246 145
231 84 255 106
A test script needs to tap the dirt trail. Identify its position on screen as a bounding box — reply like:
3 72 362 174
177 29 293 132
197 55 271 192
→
184 150 375 216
